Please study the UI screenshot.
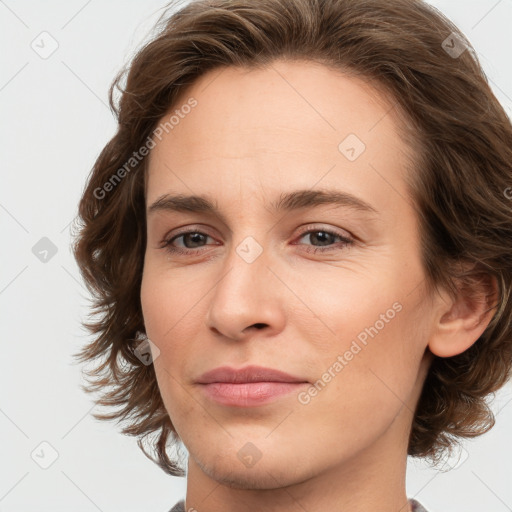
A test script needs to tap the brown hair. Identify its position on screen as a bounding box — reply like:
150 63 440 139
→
71 0 512 475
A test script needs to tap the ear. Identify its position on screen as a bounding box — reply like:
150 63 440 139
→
428 270 499 358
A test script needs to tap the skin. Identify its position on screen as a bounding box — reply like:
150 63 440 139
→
140 59 495 512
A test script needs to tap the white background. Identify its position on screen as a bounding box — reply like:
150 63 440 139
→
1 1 511 511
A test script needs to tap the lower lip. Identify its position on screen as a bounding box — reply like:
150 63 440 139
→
199 382 309 407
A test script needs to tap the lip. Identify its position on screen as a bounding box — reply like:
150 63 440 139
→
196 365 309 407
196 365 308 384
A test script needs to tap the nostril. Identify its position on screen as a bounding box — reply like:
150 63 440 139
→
252 323 267 330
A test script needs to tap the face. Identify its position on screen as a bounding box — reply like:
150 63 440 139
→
141 59 436 491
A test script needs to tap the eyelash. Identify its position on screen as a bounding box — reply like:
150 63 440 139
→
161 226 354 256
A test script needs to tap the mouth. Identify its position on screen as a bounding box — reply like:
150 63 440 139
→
196 365 309 407
196 364 309 384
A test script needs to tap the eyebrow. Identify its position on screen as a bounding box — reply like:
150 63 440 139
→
147 188 378 220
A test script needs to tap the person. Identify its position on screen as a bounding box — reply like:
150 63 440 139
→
71 0 512 511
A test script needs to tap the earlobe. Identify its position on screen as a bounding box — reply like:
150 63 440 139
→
428 273 498 358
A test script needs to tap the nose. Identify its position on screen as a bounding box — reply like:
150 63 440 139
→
205 243 287 342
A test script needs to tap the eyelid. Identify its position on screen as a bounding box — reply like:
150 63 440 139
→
162 223 353 244
162 224 217 242
294 223 354 241
160 223 356 257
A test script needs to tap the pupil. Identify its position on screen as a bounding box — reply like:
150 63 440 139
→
182 231 334 249
185 233 204 247
312 231 332 246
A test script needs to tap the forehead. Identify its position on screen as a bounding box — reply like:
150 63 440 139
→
145 59 415 212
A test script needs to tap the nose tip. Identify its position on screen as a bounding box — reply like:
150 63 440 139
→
237 322 269 338
205 254 286 342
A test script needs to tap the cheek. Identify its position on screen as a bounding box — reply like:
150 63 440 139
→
294 269 402 356
296 307 423 456
140 269 190 419
140 257 194 339
328 299 427 423
140 265 207 379
140 264 183 376
303 276 427 417
140 273 168 339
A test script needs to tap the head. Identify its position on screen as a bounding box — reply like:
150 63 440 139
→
72 0 512 481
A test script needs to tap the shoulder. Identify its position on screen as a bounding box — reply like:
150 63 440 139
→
409 498 430 512
168 499 429 512
168 499 185 512
168 498 429 512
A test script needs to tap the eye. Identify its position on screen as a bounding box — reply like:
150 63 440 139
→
162 229 215 255
161 225 354 256
292 227 354 254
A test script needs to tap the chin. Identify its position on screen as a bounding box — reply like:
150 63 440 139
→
192 445 315 491
199 459 298 490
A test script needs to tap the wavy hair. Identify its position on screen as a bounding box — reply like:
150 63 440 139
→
71 0 512 475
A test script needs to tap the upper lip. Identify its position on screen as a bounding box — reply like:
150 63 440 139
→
197 365 308 384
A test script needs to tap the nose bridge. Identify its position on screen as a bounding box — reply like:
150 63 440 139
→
205 230 286 339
